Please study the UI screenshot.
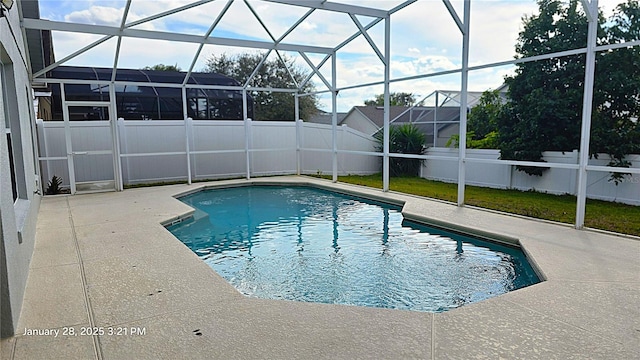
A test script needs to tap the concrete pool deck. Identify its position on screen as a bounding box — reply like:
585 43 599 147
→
1 176 638 359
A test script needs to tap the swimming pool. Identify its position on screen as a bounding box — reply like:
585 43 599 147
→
168 185 540 312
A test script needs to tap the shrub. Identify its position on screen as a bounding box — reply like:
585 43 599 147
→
375 123 427 176
45 175 63 195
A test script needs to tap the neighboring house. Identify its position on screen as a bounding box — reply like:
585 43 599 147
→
339 105 460 147
307 110 348 126
338 89 507 147
40 66 252 121
341 106 408 136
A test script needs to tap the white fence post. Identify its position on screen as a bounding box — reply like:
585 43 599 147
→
37 119 51 183
245 117 252 180
114 117 124 190
185 116 193 184
296 119 302 175
117 118 129 186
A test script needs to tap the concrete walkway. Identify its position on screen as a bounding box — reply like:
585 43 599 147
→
1 176 638 359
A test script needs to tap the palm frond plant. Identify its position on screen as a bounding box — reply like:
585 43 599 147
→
45 175 63 195
375 123 427 177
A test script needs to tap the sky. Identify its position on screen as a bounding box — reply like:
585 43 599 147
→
35 0 623 112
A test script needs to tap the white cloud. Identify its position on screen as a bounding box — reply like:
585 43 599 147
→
64 6 125 26
40 0 634 113
299 22 318 31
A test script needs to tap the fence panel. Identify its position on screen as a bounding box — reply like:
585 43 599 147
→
37 121 68 186
70 122 113 183
251 121 297 176
38 120 380 186
421 147 640 205
586 154 640 204
191 120 245 179
119 120 187 184
300 123 336 174
510 151 579 195
338 126 379 175
37 121 638 204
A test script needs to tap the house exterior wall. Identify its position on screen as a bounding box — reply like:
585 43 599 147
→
435 124 459 147
1 4 42 338
341 111 379 136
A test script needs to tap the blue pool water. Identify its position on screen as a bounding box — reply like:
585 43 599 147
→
167 186 540 312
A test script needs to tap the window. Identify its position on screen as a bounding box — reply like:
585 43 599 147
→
1 51 27 202
5 131 17 201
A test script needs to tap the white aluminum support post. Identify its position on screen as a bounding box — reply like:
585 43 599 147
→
295 94 301 175
243 89 251 180
433 91 439 146
181 87 192 184
60 84 77 194
457 0 471 206
109 84 124 191
382 15 391 192
331 53 338 183
575 0 599 229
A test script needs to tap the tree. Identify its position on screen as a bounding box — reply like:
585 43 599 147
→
446 89 503 149
374 123 427 176
446 131 499 149
498 0 590 175
467 89 503 139
590 0 640 183
365 92 416 107
498 0 640 178
204 53 319 121
142 63 182 71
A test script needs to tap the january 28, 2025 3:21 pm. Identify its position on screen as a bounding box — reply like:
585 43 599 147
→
22 326 147 337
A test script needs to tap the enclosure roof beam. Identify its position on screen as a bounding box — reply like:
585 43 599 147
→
264 0 387 18
244 50 274 88
334 17 383 54
35 77 302 93
22 18 335 54
111 0 132 82
299 51 332 90
183 0 233 86
388 1 418 15
442 0 464 34
580 0 597 22
244 0 300 89
124 0 216 29
32 35 113 78
299 53 331 89
349 14 385 65
240 5 316 90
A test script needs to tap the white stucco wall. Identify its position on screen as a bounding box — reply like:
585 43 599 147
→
1 3 41 338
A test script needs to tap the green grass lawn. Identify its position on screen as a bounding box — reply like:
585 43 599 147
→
325 174 640 237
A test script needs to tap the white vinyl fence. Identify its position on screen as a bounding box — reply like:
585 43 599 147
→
422 147 640 205
36 120 638 205
36 119 379 188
